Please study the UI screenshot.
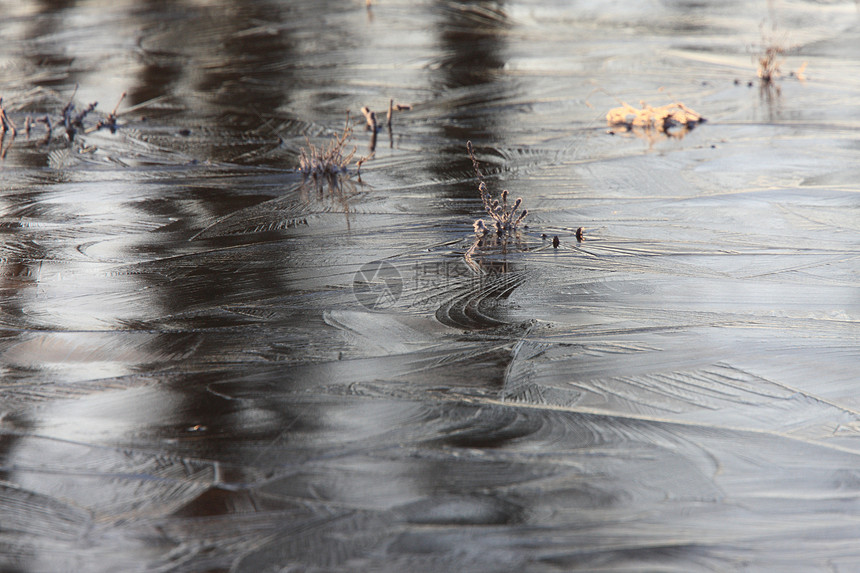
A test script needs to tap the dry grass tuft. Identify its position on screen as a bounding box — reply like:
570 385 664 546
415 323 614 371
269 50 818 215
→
466 141 527 238
757 43 784 84
298 112 365 178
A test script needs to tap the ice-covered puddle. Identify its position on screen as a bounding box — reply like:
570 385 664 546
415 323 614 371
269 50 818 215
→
1 0 859 571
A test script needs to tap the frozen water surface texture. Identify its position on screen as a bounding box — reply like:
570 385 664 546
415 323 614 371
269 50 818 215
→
0 0 859 571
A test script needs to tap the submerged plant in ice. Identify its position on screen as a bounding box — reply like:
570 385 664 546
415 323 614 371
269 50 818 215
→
298 112 370 179
0 88 128 159
751 29 805 104
757 43 784 84
466 141 528 239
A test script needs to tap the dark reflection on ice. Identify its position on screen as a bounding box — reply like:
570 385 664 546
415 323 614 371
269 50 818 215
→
1 0 859 571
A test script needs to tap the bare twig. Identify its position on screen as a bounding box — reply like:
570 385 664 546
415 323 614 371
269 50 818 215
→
356 149 374 176
91 91 126 133
60 86 99 141
386 100 411 132
73 101 98 127
386 99 394 132
360 106 378 132
0 98 17 137
0 99 18 159
37 115 52 145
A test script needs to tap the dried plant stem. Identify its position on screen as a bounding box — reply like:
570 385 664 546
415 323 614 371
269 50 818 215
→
361 106 378 132
38 115 52 145
467 140 527 237
386 99 394 131
0 89 132 159
0 98 18 137
0 99 18 159
60 86 99 141
89 91 126 133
